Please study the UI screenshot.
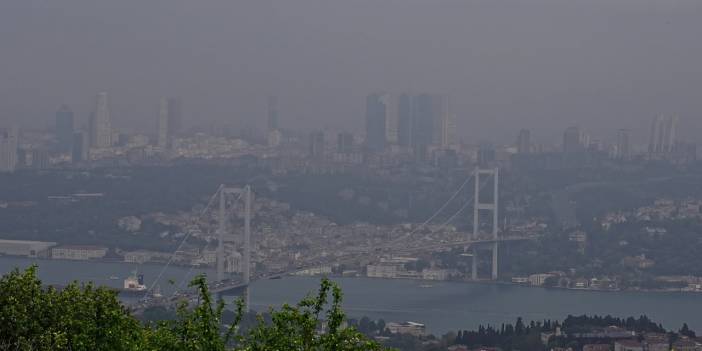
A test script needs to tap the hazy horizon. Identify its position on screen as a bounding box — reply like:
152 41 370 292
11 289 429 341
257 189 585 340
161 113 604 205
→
1 0 701 144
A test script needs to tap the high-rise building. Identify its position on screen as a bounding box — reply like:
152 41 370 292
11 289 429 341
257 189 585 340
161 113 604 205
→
337 132 354 153
267 96 279 132
168 98 182 137
615 129 631 160
478 143 496 167
396 93 449 158
72 131 89 163
384 95 398 145
563 126 585 153
398 94 413 148
157 98 169 149
0 127 19 173
157 97 182 150
365 93 388 152
516 129 531 154
55 105 74 153
157 98 170 149
649 115 678 154
433 95 453 149
412 94 435 149
91 92 111 148
31 149 50 169
308 131 325 159
665 115 678 153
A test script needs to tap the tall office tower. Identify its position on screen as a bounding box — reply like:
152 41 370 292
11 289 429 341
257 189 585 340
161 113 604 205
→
433 95 453 149
616 129 631 160
365 93 388 152
398 94 413 148
308 131 325 159
167 98 182 137
31 149 50 169
267 96 279 132
72 131 89 162
55 105 74 152
663 115 678 153
91 92 111 148
383 94 398 145
478 143 496 167
563 126 584 153
157 97 182 149
157 98 170 149
337 132 354 153
649 115 678 154
648 115 665 153
517 129 531 154
412 94 435 153
0 127 19 173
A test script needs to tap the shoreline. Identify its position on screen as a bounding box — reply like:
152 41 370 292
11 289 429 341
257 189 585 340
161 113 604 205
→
2 255 700 295
304 275 702 295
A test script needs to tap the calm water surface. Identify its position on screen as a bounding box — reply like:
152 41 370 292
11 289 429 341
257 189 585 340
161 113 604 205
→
2 256 701 334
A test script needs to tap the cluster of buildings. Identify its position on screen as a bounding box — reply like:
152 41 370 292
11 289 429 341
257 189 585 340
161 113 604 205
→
366 256 457 281
1 91 696 174
546 329 702 351
600 198 702 230
511 271 619 291
0 239 108 261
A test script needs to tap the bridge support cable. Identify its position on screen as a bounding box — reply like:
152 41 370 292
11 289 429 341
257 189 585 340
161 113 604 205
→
381 174 491 250
383 173 475 247
143 185 226 299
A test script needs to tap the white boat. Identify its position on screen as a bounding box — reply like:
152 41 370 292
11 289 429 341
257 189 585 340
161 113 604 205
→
123 270 147 292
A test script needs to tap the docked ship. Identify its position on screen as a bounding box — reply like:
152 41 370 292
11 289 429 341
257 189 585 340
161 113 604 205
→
117 271 147 297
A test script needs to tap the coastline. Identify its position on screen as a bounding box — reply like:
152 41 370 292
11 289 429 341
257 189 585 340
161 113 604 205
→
2 254 700 295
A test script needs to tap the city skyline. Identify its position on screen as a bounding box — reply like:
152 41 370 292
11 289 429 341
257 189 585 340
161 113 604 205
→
1 0 701 144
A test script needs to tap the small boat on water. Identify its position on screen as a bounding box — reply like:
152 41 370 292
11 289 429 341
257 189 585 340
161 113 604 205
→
109 275 119 280
419 284 434 288
123 271 147 292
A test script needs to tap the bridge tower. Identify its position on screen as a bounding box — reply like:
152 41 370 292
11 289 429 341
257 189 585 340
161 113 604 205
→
216 185 252 310
471 168 499 280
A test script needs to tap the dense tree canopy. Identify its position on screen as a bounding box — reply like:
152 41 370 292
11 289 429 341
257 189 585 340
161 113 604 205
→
0 266 385 351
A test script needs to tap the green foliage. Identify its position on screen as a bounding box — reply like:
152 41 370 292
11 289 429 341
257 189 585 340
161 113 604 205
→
0 266 386 351
0 266 144 350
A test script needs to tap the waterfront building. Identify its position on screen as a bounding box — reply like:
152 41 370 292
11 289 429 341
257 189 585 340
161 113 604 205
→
0 239 56 258
366 264 400 279
386 322 426 337
51 245 108 260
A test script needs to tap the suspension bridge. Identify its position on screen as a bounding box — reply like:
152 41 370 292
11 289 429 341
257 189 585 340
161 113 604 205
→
127 167 535 314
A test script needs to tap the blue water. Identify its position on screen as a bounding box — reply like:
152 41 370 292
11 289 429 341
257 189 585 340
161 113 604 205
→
2 256 702 334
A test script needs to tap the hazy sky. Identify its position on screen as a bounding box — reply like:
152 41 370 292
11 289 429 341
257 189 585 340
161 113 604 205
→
1 0 701 145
